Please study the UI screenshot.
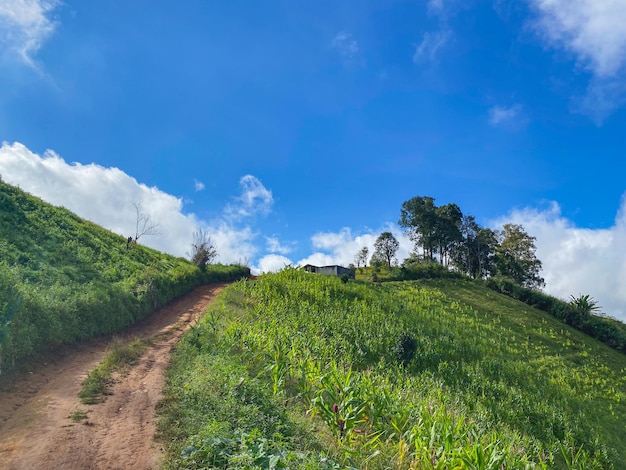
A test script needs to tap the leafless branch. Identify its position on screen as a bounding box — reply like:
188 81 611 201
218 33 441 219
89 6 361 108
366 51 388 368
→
133 202 160 242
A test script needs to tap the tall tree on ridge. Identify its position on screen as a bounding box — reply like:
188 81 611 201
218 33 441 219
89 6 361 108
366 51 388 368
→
373 232 399 269
433 203 463 266
451 215 497 278
399 196 438 261
493 224 544 289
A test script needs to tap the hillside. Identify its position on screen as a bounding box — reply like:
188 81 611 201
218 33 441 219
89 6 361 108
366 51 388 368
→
0 181 248 373
159 270 626 469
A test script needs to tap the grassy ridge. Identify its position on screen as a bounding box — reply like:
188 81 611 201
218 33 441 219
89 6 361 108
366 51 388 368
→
0 182 248 373
159 270 626 469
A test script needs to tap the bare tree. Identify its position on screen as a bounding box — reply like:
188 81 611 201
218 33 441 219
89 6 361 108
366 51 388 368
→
355 246 369 270
133 202 160 243
189 229 217 269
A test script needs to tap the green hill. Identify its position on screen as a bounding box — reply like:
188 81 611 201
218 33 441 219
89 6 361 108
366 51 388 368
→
0 181 248 373
159 269 626 469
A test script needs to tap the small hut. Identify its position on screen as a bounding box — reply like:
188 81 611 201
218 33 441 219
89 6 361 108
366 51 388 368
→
302 264 355 278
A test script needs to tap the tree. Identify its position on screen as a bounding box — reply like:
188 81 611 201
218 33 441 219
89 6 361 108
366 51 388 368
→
373 232 399 269
451 215 497 278
433 203 463 265
133 202 160 243
355 246 369 270
0 264 21 376
569 294 602 317
189 229 217 269
493 224 544 289
399 196 438 261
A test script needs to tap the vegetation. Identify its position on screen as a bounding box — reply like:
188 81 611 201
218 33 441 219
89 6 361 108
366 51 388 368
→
354 246 368 270
0 181 249 373
485 277 626 353
189 229 218 269
68 408 89 423
494 224 544 289
398 195 543 289
372 231 399 269
399 196 463 265
158 270 626 469
132 201 160 243
570 294 602 317
79 338 149 404
451 215 497 279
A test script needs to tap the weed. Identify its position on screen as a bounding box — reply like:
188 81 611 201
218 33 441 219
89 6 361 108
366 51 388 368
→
68 408 88 422
79 338 148 404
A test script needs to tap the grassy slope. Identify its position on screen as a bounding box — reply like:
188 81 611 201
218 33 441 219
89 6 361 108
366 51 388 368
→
420 279 626 461
0 182 247 371
159 271 626 469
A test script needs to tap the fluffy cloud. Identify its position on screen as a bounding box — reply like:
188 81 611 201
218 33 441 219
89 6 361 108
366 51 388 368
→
494 198 626 322
254 254 293 274
0 141 263 264
0 0 60 66
297 226 413 268
225 174 273 219
528 0 626 120
413 30 452 63
265 236 294 255
530 0 626 78
332 32 359 59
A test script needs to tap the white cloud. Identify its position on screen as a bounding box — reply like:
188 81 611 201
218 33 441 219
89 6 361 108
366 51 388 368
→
428 0 445 14
0 0 60 67
488 104 524 127
266 235 294 255
296 226 413 268
575 76 626 124
225 174 273 219
413 30 452 63
332 32 359 58
493 198 626 322
254 254 293 274
203 222 257 266
194 179 205 192
530 0 626 78
0 141 262 264
528 0 626 120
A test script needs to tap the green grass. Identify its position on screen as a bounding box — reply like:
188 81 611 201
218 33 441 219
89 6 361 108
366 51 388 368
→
158 270 626 469
79 338 149 404
68 408 89 422
0 181 249 373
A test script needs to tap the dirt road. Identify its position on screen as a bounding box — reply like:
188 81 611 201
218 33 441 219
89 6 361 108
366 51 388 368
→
0 283 226 470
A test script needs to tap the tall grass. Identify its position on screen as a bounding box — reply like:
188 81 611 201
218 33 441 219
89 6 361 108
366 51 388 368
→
0 182 249 373
159 269 626 468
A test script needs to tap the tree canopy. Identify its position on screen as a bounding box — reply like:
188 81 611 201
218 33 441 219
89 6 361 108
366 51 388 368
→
493 224 544 289
373 232 399 269
399 195 544 288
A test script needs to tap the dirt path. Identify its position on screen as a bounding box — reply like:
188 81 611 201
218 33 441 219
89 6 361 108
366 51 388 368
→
0 283 226 470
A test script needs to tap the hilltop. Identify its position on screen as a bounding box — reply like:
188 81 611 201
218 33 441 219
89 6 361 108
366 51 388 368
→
159 269 626 469
0 181 248 373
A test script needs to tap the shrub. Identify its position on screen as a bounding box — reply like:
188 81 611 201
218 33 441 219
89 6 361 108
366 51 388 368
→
396 260 462 281
395 333 418 366
484 277 626 354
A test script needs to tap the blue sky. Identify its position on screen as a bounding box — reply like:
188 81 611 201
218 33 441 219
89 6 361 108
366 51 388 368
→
1 1 626 319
